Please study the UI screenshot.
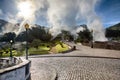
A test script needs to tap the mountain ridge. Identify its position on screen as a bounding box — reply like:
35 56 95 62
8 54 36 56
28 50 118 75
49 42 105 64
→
107 23 120 30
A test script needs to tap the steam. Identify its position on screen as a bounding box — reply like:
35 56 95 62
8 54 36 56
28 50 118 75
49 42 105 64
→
1 0 107 41
47 0 107 41
2 23 18 34
48 0 78 36
88 18 107 41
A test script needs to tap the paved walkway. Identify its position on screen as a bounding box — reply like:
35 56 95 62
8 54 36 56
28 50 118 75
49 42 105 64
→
30 43 120 80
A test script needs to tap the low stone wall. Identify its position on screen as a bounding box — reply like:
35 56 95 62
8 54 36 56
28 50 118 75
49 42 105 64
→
82 41 120 50
0 59 31 80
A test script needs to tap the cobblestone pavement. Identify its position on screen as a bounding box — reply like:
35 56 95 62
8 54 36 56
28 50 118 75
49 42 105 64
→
30 43 120 80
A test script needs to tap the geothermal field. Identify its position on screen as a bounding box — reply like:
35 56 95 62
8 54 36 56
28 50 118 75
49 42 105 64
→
0 0 120 80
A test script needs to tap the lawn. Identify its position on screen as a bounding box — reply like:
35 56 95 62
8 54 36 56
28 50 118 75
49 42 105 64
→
50 43 69 53
28 46 50 55
29 43 69 55
55 43 69 52
0 50 23 58
0 43 70 57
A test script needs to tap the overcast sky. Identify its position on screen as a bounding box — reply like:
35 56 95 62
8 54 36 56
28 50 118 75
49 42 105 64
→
0 0 120 27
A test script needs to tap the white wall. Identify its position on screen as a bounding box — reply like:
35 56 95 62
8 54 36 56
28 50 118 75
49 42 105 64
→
0 59 31 80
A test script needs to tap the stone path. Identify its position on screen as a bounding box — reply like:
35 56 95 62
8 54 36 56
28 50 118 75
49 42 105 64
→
30 43 120 80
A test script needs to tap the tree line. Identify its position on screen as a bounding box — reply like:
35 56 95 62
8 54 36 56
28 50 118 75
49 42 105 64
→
0 25 119 43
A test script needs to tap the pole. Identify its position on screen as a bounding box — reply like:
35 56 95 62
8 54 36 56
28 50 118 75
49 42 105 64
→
10 41 13 60
26 28 28 59
91 30 94 48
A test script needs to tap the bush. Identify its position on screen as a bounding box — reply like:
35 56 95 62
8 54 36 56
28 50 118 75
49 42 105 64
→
30 39 41 49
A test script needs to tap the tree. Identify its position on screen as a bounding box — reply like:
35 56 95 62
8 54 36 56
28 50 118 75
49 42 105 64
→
30 39 41 49
61 30 74 41
106 29 120 38
77 28 92 43
16 32 26 42
0 32 16 42
28 27 52 42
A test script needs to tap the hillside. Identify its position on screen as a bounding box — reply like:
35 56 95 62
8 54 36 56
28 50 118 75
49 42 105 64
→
106 22 120 38
107 23 120 30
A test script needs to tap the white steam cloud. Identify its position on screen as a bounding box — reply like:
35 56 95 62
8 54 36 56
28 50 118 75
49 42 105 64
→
47 0 107 41
1 0 107 41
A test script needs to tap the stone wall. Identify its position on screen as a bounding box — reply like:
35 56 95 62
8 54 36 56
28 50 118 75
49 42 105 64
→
0 59 31 80
82 41 120 50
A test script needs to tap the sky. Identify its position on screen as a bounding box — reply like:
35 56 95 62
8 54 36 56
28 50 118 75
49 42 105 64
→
95 0 120 27
0 0 120 28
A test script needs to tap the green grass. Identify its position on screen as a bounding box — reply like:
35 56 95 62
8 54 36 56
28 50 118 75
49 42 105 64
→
50 43 69 53
29 43 69 55
28 46 50 55
56 43 69 52
40 46 50 50
29 50 49 55
0 43 70 57
0 50 23 58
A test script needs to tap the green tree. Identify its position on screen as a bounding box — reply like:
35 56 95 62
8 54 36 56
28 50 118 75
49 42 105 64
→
31 39 41 49
61 30 74 41
0 32 16 42
77 28 92 43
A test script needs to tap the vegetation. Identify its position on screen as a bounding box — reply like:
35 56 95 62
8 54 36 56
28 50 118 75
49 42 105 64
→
15 26 52 42
0 50 23 58
0 32 16 42
77 30 92 43
107 23 120 30
106 23 120 41
0 19 120 57
29 46 50 55
50 43 69 53
0 42 69 57
0 23 93 57
0 19 98 57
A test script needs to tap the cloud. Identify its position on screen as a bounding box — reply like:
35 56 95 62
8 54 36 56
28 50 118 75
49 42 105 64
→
1 0 107 41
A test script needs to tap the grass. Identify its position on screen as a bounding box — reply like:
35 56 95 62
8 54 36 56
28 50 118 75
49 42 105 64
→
29 43 69 55
56 43 69 52
50 43 69 53
0 50 23 58
28 46 50 55
29 50 49 55
0 43 70 57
